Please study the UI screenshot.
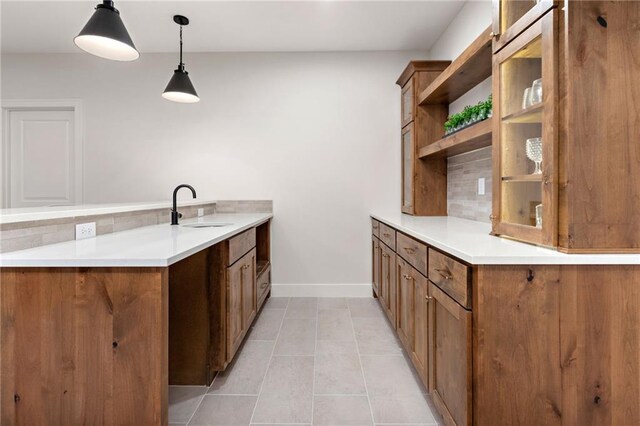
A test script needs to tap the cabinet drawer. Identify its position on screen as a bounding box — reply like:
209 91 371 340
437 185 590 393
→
428 249 471 309
396 232 427 276
372 219 380 238
379 223 396 251
257 265 271 309
228 228 256 266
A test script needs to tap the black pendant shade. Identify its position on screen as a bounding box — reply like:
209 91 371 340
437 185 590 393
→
162 15 200 103
74 1 139 61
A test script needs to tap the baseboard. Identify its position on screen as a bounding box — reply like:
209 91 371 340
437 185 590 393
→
271 283 374 298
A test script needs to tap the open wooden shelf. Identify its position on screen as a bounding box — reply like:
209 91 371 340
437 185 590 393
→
257 260 270 279
418 26 493 105
501 174 542 182
418 118 492 159
501 103 543 124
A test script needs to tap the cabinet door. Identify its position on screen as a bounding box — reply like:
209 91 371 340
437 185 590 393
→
429 282 472 426
412 271 430 387
492 10 557 247
372 236 380 296
380 243 397 327
241 248 257 330
401 124 415 214
492 0 555 53
401 78 414 127
396 256 414 351
226 259 244 360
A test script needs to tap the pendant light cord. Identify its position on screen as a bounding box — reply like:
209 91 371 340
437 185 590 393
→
179 25 184 69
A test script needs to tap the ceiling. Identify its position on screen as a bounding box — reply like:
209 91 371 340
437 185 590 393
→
1 1 466 54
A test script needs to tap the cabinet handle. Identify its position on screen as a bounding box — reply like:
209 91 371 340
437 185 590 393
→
260 282 269 289
425 295 433 302
382 253 390 258
435 268 453 280
402 273 414 281
242 264 251 270
403 247 415 254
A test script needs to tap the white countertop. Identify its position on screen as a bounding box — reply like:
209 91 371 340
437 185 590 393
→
0 213 271 267
371 213 640 265
0 200 218 224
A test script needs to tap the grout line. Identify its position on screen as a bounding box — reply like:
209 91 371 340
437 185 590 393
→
248 297 289 424
183 386 208 426
349 300 377 425
311 297 319 425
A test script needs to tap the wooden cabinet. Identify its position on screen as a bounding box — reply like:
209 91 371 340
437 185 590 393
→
396 61 449 216
492 10 558 247
210 222 271 373
396 256 415 350
379 241 397 326
372 236 380 296
401 124 416 213
226 253 245 360
240 249 257 330
492 0 555 53
429 282 472 426
412 269 430 387
493 2 640 252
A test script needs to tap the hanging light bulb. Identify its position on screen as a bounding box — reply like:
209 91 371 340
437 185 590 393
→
162 15 200 103
74 0 139 61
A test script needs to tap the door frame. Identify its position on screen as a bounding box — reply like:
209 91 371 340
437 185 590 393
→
1 99 84 207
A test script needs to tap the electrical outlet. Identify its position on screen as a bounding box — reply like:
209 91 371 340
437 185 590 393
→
198 208 204 217
75 222 96 240
477 178 486 195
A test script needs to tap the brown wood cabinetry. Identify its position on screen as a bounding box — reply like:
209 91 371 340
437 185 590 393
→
396 61 450 216
492 1 640 252
371 218 640 426
492 10 558 247
492 0 555 53
396 256 415 350
379 241 397 326
225 247 257 361
372 236 380 296
430 282 472 426
412 269 430 387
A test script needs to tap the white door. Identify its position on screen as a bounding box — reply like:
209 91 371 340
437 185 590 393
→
6 109 79 208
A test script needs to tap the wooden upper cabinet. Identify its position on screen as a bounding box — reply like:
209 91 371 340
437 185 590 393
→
396 61 450 216
429 282 472 426
401 124 415 213
401 79 414 127
492 10 557 247
492 0 555 52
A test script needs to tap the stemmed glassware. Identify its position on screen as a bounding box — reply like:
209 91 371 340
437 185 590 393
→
525 137 543 174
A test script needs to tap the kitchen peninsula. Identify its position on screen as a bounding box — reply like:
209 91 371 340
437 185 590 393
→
0 202 272 425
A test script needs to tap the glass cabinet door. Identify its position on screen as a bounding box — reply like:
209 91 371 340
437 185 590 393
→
493 0 555 52
492 10 557 247
401 79 414 128
402 124 414 214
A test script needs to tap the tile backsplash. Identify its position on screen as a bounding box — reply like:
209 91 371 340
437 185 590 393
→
0 200 272 253
447 146 492 223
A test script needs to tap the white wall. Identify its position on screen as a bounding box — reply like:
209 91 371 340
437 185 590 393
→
1 50 427 294
429 0 493 115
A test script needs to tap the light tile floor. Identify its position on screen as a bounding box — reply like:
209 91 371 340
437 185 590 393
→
169 297 444 426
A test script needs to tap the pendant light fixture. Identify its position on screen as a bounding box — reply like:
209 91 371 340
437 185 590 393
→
74 1 139 61
162 15 200 103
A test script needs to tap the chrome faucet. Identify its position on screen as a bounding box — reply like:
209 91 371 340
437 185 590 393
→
171 184 197 225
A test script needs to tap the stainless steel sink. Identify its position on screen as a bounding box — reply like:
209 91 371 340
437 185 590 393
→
181 222 233 228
